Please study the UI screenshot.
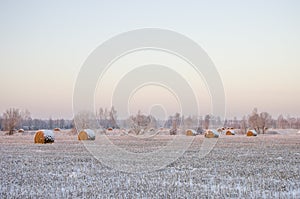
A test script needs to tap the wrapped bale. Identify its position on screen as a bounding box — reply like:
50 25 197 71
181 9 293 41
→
144 128 156 135
53 128 61 132
226 130 235 135
78 129 96 140
247 130 258 136
18 129 24 133
170 128 177 135
217 128 223 133
34 130 55 144
204 130 219 138
186 129 197 136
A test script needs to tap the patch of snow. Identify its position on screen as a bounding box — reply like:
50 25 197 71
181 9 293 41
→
83 129 96 140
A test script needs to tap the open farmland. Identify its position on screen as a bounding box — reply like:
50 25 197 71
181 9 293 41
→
0 131 299 198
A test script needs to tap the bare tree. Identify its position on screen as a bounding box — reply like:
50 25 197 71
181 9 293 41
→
20 109 31 129
128 110 152 135
184 116 193 130
73 111 98 130
96 107 119 129
2 108 22 135
49 118 54 129
59 119 65 129
258 112 272 134
109 106 118 129
248 108 271 134
204 114 210 129
248 108 260 132
277 114 284 129
97 108 104 126
170 113 181 135
240 115 248 134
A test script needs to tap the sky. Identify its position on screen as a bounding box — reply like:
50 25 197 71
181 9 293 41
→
0 0 299 119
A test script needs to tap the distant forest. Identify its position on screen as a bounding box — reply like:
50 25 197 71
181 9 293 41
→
1 107 299 135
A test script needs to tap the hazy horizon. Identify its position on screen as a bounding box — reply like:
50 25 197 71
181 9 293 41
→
1 1 300 119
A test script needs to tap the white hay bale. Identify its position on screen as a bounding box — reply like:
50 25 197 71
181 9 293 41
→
78 129 96 140
186 129 197 136
53 128 61 132
217 128 223 133
247 130 258 136
18 129 24 133
225 130 235 135
204 129 219 138
34 130 55 144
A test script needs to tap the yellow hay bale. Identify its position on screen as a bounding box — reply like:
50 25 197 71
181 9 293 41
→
34 130 55 144
247 130 258 136
186 129 197 136
204 130 219 138
78 129 96 140
226 130 235 135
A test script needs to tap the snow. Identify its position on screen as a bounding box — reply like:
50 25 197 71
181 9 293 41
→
205 129 219 138
41 130 54 137
83 129 95 140
0 131 299 198
40 129 55 141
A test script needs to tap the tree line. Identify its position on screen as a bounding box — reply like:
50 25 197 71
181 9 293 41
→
1 107 300 135
0 108 73 135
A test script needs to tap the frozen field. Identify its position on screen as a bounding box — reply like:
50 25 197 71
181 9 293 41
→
0 131 299 198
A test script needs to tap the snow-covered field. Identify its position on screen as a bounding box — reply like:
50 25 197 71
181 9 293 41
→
0 130 299 198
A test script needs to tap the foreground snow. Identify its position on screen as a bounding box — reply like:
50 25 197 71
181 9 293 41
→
0 131 299 198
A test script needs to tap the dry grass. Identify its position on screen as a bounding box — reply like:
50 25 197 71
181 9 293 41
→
0 130 299 198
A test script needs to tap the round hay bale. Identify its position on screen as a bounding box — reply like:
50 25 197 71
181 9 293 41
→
145 128 156 134
107 127 113 131
34 130 55 144
186 129 197 136
217 128 223 133
247 130 258 136
204 130 219 138
78 129 95 140
170 128 177 135
18 129 24 133
53 128 61 132
226 130 235 135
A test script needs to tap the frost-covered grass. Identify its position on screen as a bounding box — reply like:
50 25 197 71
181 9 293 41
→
0 131 299 198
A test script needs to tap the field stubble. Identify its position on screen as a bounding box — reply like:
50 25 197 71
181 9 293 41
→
0 130 299 198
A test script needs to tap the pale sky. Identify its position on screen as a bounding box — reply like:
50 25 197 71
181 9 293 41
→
0 0 299 119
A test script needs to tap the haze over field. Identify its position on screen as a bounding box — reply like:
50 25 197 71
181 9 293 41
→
0 0 300 119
